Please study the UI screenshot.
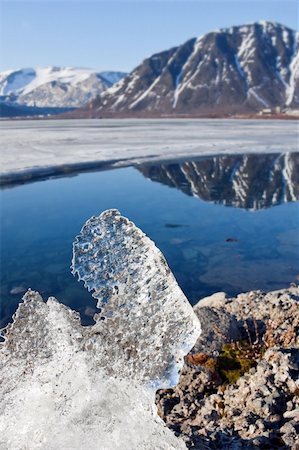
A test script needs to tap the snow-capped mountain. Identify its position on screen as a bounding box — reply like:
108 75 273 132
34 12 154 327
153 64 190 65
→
0 66 126 108
83 21 299 117
138 153 299 210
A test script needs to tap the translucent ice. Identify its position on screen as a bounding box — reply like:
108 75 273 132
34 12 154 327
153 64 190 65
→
0 210 200 449
72 209 200 386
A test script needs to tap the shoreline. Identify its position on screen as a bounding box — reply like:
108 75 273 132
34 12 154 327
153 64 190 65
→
3 149 299 189
1 113 299 122
157 285 299 449
1 284 298 449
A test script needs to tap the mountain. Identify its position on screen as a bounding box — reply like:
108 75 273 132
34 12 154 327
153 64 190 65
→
81 21 299 117
0 67 126 112
138 153 299 210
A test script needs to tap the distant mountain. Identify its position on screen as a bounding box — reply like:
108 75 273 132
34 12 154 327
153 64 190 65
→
0 67 126 113
81 21 299 117
138 153 299 210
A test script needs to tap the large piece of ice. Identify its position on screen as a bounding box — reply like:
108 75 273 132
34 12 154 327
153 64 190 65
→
72 209 200 386
0 210 200 449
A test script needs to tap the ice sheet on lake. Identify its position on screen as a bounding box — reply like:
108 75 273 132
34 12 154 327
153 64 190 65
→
0 119 298 182
0 210 200 449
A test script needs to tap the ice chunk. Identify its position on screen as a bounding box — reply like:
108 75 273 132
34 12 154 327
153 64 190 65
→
0 210 200 449
72 209 200 386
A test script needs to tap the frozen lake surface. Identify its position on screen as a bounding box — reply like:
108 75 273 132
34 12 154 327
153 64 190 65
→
0 119 298 183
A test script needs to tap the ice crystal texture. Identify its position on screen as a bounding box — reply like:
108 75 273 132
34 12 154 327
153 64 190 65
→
0 210 200 449
72 209 200 386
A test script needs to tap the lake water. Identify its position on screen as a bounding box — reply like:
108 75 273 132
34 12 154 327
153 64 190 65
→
1 152 299 327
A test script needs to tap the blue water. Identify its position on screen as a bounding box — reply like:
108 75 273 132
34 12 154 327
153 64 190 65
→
1 158 299 327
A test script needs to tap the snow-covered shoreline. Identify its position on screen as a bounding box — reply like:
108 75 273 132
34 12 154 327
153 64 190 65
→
0 118 298 185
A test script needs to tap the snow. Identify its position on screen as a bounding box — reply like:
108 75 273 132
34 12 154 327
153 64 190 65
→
283 29 290 46
276 56 289 89
285 32 299 105
0 66 95 96
105 77 126 97
247 88 269 107
0 210 201 449
129 75 161 109
186 82 209 90
171 36 205 108
0 119 298 183
235 31 257 87
0 68 36 96
172 70 184 108
238 32 255 62
0 67 126 108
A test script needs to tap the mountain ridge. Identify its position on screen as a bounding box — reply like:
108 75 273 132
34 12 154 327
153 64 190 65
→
76 21 299 118
0 66 127 110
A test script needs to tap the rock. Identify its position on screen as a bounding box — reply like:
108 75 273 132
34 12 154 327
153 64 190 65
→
156 285 299 449
283 409 299 420
10 285 27 295
280 422 299 447
193 292 227 309
191 306 241 356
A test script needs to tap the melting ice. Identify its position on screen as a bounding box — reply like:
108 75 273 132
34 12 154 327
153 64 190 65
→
0 210 200 449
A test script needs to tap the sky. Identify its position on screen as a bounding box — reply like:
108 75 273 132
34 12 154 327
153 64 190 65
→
0 0 298 73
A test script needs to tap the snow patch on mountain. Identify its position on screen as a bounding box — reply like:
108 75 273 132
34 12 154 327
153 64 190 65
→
0 66 126 108
285 34 299 106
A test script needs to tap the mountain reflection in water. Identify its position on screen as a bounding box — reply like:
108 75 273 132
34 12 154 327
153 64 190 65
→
138 153 299 210
1 153 299 329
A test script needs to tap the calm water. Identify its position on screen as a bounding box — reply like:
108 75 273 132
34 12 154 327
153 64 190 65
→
1 153 299 327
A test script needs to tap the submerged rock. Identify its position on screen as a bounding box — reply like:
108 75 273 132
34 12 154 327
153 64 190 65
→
9 285 27 295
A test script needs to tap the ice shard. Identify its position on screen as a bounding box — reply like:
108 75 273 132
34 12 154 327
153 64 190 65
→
0 210 200 449
72 209 200 386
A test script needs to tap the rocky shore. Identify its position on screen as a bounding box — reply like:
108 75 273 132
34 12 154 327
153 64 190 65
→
156 286 299 449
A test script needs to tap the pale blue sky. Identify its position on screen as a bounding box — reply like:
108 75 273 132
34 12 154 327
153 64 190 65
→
0 0 298 72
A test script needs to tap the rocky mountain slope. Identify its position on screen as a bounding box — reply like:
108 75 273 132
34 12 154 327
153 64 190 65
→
0 66 126 109
138 153 299 210
82 21 299 117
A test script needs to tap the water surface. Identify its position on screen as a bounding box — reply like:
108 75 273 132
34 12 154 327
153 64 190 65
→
1 152 298 327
